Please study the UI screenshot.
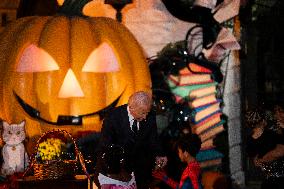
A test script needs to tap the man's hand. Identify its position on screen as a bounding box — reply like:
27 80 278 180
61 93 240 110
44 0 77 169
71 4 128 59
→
257 144 284 164
155 156 168 170
253 144 284 167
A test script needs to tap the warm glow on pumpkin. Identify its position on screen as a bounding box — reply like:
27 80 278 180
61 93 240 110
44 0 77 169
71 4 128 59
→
58 69 85 98
17 44 59 72
0 15 151 144
82 42 120 72
57 0 64 6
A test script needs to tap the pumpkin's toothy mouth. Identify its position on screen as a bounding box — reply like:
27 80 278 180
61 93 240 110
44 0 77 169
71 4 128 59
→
13 91 120 125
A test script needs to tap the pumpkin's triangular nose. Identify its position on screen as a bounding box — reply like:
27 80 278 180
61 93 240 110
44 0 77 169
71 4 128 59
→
58 68 84 98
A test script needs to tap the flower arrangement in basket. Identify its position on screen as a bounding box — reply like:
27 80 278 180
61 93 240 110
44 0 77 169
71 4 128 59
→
23 129 89 180
36 138 67 162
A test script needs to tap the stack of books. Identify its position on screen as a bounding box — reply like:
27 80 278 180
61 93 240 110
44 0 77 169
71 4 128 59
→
167 62 225 170
196 148 224 169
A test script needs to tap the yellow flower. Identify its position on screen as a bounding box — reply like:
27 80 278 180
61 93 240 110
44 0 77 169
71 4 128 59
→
38 138 66 161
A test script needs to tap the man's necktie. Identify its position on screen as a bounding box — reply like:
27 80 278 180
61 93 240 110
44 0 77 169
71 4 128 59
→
132 120 138 134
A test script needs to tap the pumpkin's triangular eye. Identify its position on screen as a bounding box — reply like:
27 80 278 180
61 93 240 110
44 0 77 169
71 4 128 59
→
17 44 59 72
82 42 120 73
57 0 64 6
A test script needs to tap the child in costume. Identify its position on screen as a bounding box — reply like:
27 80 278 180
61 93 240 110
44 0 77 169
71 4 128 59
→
152 134 203 189
98 144 137 189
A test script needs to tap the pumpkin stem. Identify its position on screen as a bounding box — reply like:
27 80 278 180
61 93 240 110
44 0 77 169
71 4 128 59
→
58 0 91 16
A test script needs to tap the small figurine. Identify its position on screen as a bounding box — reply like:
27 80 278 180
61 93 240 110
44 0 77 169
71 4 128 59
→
1 121 29 176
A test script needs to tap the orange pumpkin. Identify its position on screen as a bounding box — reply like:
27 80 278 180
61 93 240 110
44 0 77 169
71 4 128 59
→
202 171 229 189
0 0 151 139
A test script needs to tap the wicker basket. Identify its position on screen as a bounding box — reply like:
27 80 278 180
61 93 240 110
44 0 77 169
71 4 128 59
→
24 129 89 180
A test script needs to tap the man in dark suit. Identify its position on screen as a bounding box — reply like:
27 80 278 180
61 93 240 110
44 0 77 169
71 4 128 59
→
96 91 166 189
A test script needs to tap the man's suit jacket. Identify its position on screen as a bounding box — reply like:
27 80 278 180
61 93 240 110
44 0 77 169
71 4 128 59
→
98 104 163 186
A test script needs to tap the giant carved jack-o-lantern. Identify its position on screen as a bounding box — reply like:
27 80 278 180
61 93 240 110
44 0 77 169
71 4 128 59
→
0 0 151 142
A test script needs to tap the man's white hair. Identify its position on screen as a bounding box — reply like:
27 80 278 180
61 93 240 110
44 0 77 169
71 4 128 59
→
128 91 152 107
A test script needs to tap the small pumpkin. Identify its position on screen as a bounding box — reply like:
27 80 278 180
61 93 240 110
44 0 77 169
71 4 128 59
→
0 0 151 140
202 171 229 189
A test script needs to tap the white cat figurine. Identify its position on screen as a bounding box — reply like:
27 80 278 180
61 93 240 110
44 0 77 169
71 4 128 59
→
1 120 29 176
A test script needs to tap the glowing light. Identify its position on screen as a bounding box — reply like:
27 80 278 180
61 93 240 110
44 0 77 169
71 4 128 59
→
58 69 84 98
57 0 64 6
17 44 59 72
82 42 120 72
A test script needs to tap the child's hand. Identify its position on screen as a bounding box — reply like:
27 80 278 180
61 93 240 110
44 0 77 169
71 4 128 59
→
152 170 178 189
152 170 167 181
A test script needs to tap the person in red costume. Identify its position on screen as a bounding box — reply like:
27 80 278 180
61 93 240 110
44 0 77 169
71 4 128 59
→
152 134 203 189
